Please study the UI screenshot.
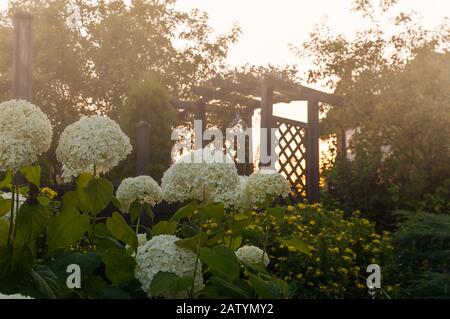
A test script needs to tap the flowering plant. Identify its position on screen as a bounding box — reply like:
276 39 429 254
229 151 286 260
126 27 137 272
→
56 115 132 181
0 99 52 172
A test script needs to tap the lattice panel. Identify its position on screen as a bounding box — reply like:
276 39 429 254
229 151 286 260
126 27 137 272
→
274 119 307 200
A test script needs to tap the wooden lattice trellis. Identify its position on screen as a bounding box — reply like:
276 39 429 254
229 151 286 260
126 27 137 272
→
273 116 307 200
170 75 344 203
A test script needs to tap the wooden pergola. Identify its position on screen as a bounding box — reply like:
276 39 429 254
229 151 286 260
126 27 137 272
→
11 12 344 203
171 74 343 203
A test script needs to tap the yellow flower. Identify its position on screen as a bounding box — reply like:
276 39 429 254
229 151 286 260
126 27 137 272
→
41 187 57 199
338 267 348 275
309 220 316 226
288 245 296 252
328 247 339 254
344 248 353 254
296 273 303 279
342 256 352 262
287 205 294 211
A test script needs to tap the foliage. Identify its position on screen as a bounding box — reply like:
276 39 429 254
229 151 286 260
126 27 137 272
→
116 76 177 181
237 203 396 298
391 211 450 298
0 0 240 181
295 0 450 220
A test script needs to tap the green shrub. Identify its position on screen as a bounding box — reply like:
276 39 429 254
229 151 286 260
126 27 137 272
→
244 203 396 298
391 211 450 298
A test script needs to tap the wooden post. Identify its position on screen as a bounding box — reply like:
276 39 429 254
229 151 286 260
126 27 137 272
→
259 80 273 168
306 99 320 203
136 121 151 176
12 12 33 101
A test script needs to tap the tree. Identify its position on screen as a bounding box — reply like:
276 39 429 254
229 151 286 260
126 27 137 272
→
0 0 240 182
293 0 450 221
115 75 177 181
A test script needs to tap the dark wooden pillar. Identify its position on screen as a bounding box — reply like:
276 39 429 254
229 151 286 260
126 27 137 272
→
259 80 273 168
136 121 150 176
12 12 33 101
306 99 320 203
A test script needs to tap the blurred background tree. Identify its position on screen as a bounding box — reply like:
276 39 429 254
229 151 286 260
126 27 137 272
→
112 75 177 182
293 0 450 224
0 0 240 182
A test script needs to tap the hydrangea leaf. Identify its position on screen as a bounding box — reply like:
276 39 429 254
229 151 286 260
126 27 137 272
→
170 203 197 222
20 166 41 187
151 221 177 236
149 271 193 297
106 212 138 251
200 245 240 282
101 248 135 285
46 207 90 252
15 203 49 245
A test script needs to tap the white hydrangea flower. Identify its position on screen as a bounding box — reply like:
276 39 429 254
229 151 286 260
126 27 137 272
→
241 169 291 209
161 148 240 207
56 115 132 182
137 233 148 247
0 192 27 222
235 245 270 267
116 176 162 212
0 99 53 172
0 293 33 299
135 234 204 298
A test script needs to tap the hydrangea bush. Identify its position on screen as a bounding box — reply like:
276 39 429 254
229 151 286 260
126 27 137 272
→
0 103 395 299
0 99 52 172
56 115 132 181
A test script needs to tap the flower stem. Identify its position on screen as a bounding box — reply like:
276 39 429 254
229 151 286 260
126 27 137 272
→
7 175 16 246
229 210 236 249
190 191 205 298
135 215 141 235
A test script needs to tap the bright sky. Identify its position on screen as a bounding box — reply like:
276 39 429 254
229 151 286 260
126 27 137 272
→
176 0 449 67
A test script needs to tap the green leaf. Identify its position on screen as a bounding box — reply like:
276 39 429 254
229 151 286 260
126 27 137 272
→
101 248 135 285
29 264 63 299
0 245 34 289
143 202 154 220
149 272 193 297
20 166 41 187
82 177 114 215
249 274 280 299
204 202 224 221
170 203 196 222
61 191 79 211
128 201 142 223
15 203 49 245
0 219 9 245
106 212 138 251
151 220 177 236
175 233 207 252
46 208 90 252
0 171 12 189
52 252 102 280
267 206 286 222
240 229 264 244
283 237 311 255
0 199 11 218
200 245 240 282
224 235 242 250
208 276 251 298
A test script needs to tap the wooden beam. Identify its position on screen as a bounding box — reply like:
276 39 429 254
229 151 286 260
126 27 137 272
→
306 99 320 203
12 12 33 101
